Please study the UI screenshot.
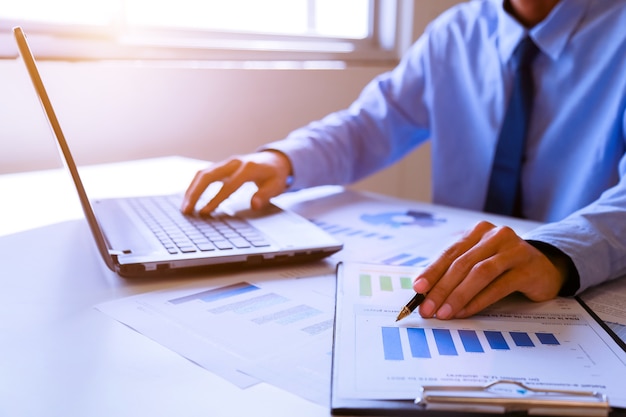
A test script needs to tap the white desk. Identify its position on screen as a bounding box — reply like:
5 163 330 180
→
0 157 329 417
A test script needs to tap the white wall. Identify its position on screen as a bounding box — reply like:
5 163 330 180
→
0 1 462 202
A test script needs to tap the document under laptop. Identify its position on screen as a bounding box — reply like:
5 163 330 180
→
13 26 342 277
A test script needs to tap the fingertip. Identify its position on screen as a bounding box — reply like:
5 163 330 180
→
180 199 193 214
198 202 217 216
435 303 453 320
250 195 261 210
413 277 429 294
251 194 270 210
419 299 436 318
181 192 201 215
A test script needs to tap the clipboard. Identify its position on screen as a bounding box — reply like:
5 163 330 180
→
416 380 609 416
330 262 626 416
332 380 612 416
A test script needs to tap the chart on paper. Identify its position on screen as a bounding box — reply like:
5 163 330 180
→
288 189 484 265
356 311 604 392
333 262 626 408
379 326 561 360
97 268 338 405
310 212 446 268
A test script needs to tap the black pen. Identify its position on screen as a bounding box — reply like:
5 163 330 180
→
395 292 426 321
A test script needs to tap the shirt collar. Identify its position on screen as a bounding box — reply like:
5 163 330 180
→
493 0 590 63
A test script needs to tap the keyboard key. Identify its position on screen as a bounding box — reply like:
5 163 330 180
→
249 238 271 247
228 237 252 248
196 242 216 251
178 246 197 253
212 240 234 250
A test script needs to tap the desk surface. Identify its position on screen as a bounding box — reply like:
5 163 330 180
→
1 157 330 417
1 157 622 417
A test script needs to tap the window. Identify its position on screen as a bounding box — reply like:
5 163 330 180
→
0 0 404 63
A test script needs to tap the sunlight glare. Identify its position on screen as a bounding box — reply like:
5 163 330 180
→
0 0 121 25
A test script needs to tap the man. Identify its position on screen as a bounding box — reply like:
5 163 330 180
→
181 0 626 320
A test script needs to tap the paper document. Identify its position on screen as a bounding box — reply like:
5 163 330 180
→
580 278 626 343
97 262 336 404
278 188 540 266
332 262 626 409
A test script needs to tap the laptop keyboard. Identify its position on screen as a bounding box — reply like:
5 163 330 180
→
128 196 271 254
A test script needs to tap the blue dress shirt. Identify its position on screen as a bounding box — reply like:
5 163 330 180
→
264 0 626 293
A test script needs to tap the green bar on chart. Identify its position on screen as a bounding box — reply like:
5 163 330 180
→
400 277 413 289
359 274 373 296
380 275 393 291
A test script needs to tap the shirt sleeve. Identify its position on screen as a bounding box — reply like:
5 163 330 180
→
523 116 626 294
260 36 433 191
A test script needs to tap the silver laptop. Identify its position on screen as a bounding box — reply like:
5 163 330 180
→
13 26 342 277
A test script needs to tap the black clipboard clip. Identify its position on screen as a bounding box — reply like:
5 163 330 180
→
415 380 610 416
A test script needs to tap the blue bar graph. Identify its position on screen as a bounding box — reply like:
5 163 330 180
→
485 331 510 350
381 327 563 361
168 282 259 305
381 253 412 264
536 332 560 345
311 219 392 240
510 332 535 347
458 330 484 353
407 328 431 358
433 329 458 356
400 256 428 267
382 327 404 360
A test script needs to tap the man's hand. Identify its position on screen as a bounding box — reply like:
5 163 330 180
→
180 150 293 215
413 221 567 319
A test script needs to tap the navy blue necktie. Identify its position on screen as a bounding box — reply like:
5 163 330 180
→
484 37 540 217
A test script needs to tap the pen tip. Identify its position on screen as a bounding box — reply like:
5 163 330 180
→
395 308 409 322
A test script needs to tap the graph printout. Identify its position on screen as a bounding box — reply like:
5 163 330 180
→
279 188 543 271
97 264 337 405
333 262 626 408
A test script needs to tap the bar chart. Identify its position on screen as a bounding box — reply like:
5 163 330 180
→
379 252 430 267
353 270 572 365
348 306 616 399
380 326 561 360
354 270 566 363
311 218 395 241
358 272 414 297
169 282 261 304
335 262 626 402
167 281 327 329
101 273 338 404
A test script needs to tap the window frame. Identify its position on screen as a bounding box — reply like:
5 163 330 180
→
0 0 407 64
